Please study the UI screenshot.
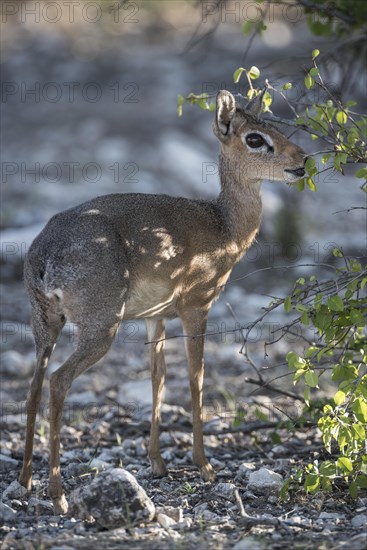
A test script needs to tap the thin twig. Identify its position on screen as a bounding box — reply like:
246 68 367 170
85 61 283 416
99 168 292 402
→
243 377 304 402
333 206 367 214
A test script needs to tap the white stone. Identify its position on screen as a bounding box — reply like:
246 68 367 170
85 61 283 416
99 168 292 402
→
238 462 257 476
2 480 27 501
156 506 183 522
210 457 226 469
69 468 155 529
87 458 112 470
351 514 367 529
247 468 283 494
201 509 222 521
60 449 81 464
27 497 54 515
95 450 114 463
0 502 17 522
194 503 208 518
135 436 147 457
175 517 192 530
319 512 346 522
157 512 176 529
271 445 288 455
0 453 18 473
287 515 312 527
213 482 237 501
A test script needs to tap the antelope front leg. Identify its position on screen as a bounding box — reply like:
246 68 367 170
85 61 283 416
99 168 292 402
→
145 319 168 477
181 309 216 482
48 369 69 515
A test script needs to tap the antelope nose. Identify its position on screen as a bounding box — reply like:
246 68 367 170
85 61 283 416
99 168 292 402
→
292 167 306 178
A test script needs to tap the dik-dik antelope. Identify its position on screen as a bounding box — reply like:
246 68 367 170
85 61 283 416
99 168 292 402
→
19 89 306 514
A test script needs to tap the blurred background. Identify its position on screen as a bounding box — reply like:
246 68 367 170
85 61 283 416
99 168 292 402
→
1 0 366 408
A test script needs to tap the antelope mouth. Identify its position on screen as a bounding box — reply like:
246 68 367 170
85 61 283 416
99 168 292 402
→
284 167 305 181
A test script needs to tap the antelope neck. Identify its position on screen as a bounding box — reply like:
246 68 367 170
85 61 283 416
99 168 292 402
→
216 153 262 248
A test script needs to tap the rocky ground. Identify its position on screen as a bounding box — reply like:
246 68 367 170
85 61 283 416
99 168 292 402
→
1 322 367 549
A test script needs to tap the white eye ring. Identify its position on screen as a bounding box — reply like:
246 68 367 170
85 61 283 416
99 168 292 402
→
241 130 274 153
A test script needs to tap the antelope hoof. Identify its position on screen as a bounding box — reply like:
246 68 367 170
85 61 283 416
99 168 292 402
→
150 457 168 478
52 494 69 515
199 463 216 483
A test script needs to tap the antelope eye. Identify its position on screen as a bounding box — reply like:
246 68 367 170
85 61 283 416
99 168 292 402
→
245 133 266 148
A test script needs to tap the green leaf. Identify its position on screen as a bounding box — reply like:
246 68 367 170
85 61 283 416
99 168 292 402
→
336 111 348 125
350 309 366 327
334 153 348 172
306 177 317 191
282 82 292 90
304 386 310 407
356 474 367 488
338 426 352 449
304 473 320 494
334 390 346 405
305 370 318 388
349 480 358 498
270 432 282 444
295 304 308 312
248 66 260 80
296 178 305 191
233 67 246 84
312 49 320 60
301 310 309 326
314 308 332 332
352 398 367 422
305 157 317 176
321 153 331 164
309 67 319 77
177 94 185 117
337 457 353 472
262 91 272 111
305 74 314 89
328 295 344 312
355 168 367 178
286 351 298 367
280 478 291 501
287 351 306 370
311 20 333 36
242 21 253 35
332 247 343 257
255 408 268 421
321 477 332 492
305 346 318 358
247 88 256 100
332 363 358 382
320 460 336 477
284 296 292 313
351 423 365 440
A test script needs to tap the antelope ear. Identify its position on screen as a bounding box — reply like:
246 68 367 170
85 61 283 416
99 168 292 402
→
245 87 267 116
215 90 236 137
